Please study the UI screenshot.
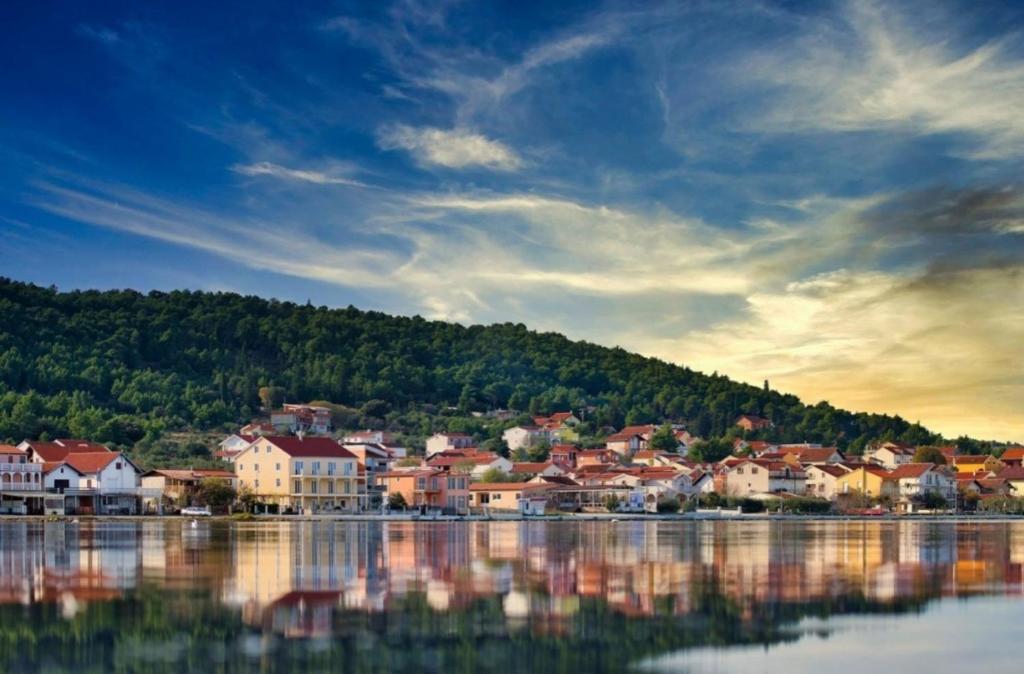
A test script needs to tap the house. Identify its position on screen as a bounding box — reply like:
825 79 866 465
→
44 452 142 515
952 455 1004 475
342 430 393 445
999 446 1024 467
735 439 777 454
550 444 580 469
217 434 256 462
426 451 513 479
234 436 364 514
735 414 772 431
425 432 474 457
632 450 680 467
239 422 275 436
468 482 555 511
502 426 551 452
18 438 112 463
532 412 581 442
782 445 844 465
576 448 618 467
864 442 916 469
270 404 333 435
377 469 469 514
804 464 850 500
140 468 237 513
510 462 565 478
0 445 44 514
722 459 806 497
995 466 1024 495
889 463 957 509
343 442 400 509
836 466 896 500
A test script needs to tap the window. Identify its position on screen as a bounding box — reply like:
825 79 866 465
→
266 446 271 454
417 478 425 490
276 479 281 487
311 481 318 494
294 480 302 494
328 481 335 494
238 464 243 471
312 461 321 476
255 480 260 488
752 467 759 474
344 481 351 494
344 462 353 476
115 462 122 470
328 462 336 476
294 461 304 475
254 463 259 472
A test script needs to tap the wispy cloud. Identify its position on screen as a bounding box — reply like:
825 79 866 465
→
738 0 1024 158
377 125 522 170
231 161 369 187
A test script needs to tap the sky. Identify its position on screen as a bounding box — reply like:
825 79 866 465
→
0 0 1022 442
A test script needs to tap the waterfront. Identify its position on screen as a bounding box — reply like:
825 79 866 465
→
1 520 1023 673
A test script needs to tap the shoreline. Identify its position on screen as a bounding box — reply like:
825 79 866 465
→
3 513 1024 523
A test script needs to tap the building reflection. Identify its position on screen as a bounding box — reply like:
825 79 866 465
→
1 520 1024 638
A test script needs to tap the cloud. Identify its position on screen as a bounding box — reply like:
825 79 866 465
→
231 161 368 187
377 125 522 170
643 264 1024 440
738 0 1024 158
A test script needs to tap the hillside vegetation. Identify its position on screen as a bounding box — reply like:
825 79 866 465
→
0 277 952 460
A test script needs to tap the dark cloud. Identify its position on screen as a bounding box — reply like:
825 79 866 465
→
862 185 1024 238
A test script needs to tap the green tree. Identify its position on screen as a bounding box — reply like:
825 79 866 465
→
196 478 236 510
649 423 679 452
912 446 947 465
388 492 408 510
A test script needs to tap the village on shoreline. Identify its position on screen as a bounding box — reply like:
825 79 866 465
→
3 404 1024 519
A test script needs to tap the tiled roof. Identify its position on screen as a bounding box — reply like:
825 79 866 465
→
469 482 552 492
263 436 357 459
62 452 122 474
889 463 936 479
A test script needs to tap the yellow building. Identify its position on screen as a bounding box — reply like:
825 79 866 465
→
836 466 896 499
952 454 1004 475
234 436 366 513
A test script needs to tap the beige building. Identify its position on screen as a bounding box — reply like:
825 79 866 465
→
234 436 365 513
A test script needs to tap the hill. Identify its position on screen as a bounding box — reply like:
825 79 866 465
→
0 277 955 459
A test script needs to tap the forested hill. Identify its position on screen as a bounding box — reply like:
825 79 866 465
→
0 277 946 453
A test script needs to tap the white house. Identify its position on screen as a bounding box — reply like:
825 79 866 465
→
890 463 957 509
426 433 475 457
44 452 142 515
502 426 550 452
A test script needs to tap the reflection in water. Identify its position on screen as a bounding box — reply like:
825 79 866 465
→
0 520 1022 672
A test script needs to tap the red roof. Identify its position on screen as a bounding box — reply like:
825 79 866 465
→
889 463 937 479
24 440 111 462
62 452 123 474
1001 447 1024 461
511 462 555 474
0 444 25 455
997 466 1024 480
263 436 356 459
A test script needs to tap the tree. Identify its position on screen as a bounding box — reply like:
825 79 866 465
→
912 446 947 465
236 484 257 512
480 467 510 483
258 386 285 412
197 478 236 510
603 494 620 512
388 492 408 510
649 424 679 452
526 440 551 462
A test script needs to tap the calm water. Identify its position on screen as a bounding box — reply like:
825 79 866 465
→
0 520 1022 673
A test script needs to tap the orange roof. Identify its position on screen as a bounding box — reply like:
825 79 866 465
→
511 462 555 473
1001 447 1024 461
889 463 937 479
62 452 123 474
0 445 24 455
24 440 111 462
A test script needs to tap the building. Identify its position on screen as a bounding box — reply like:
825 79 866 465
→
531 412 581 442
550 444 579 469
721 459 806 497
889 463 957 510
502 426 551 452
605 425 657 456
735 414 772 431
377 470 469 514
469 482 555 511
0 445 44 514
510 462 565 478
836 466 897 500
341 430 393 445
343 442 400 509
804 464 850 500
140 468 237 514
18 438 112 463
864 442 915 469
270 404 333 435
951 454 1004 475
999 446 1024 467
425 433 474 457
425 451 513 479
781 445 844 465
217 434 256 462
234 436 364 513
43 452 142 515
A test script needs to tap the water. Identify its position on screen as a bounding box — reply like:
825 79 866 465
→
0 519 1022 673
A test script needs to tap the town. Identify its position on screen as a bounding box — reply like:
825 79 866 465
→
2 404 1022 518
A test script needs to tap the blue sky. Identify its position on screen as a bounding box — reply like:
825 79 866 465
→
1 0 1022 440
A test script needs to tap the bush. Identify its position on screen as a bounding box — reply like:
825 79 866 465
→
979 496 1024 514
656 496 680 513
388 492 408 510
